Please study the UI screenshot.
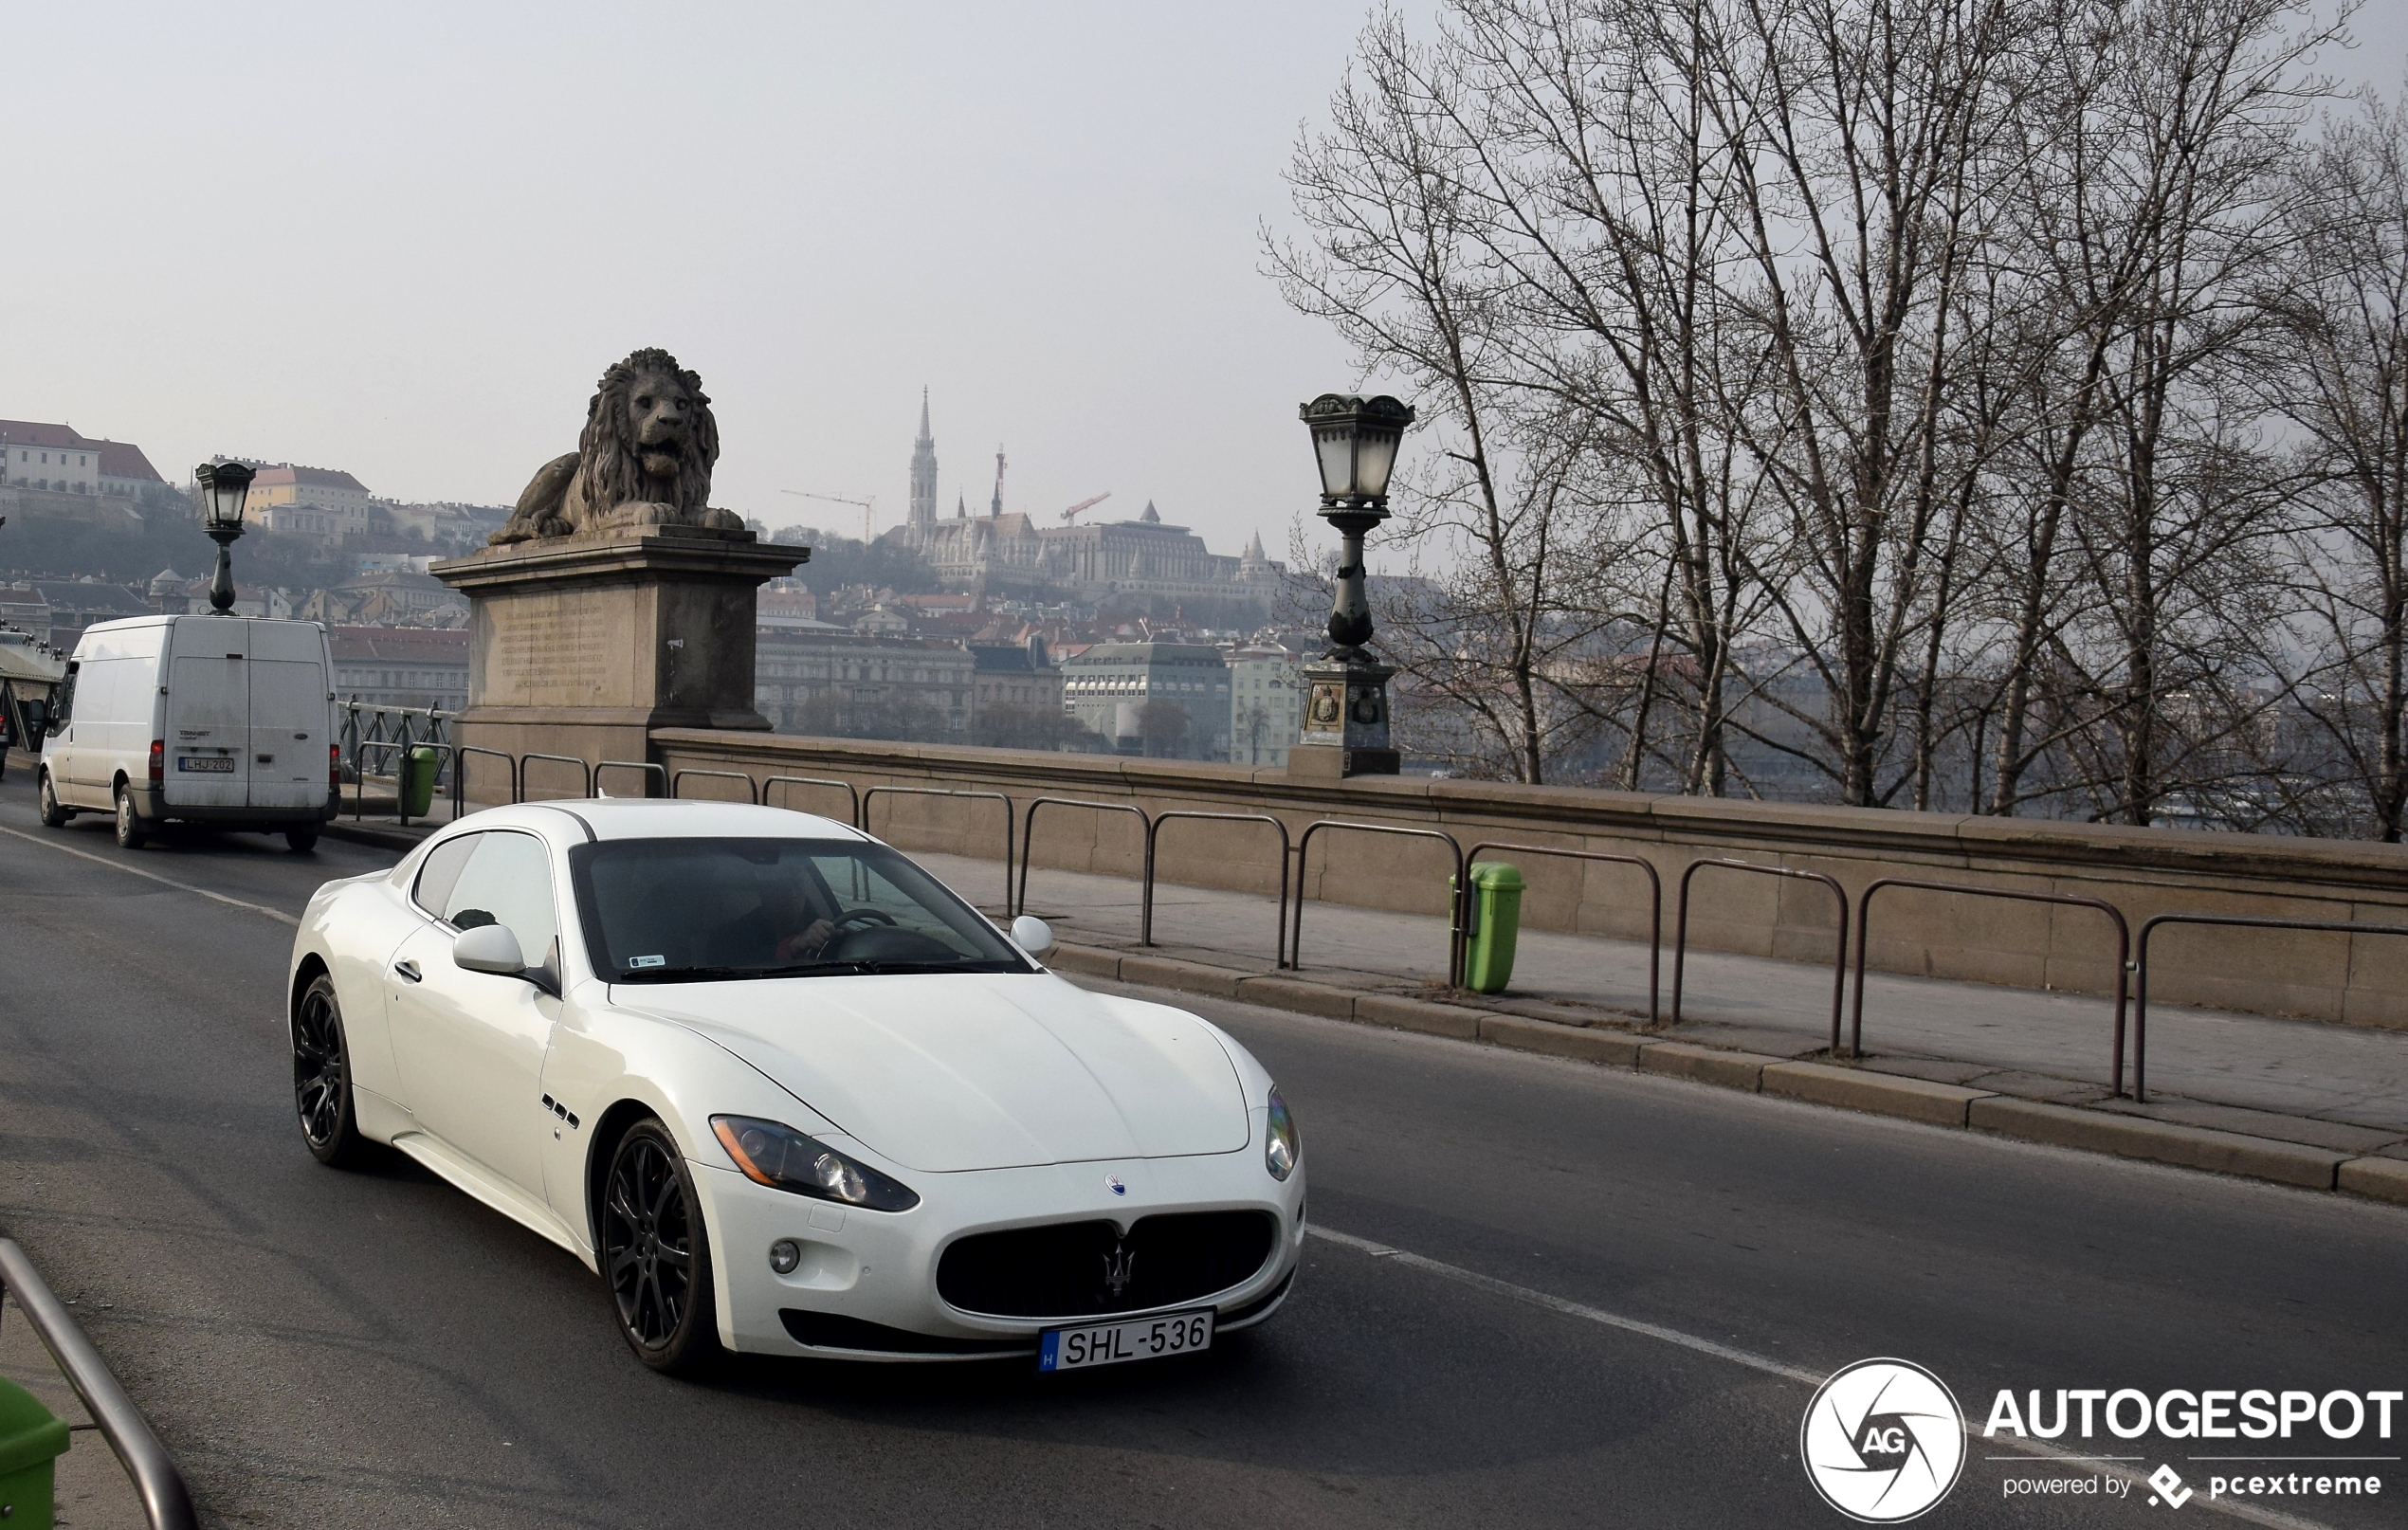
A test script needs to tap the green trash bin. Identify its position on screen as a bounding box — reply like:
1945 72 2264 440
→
401 745 440 819
1457 860 1525 994
0 1373 70 1530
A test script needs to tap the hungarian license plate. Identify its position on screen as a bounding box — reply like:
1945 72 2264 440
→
1038 1308 1213 1372
177 756 234 774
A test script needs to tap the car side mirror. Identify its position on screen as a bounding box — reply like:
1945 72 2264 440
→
1009 915 1055 956
452 921 528 976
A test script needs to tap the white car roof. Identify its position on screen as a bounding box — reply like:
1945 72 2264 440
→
453 798 867 843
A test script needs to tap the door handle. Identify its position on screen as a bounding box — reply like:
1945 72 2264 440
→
392 959 422 983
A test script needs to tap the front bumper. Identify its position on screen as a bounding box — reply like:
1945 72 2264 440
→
700 1147 1308 1360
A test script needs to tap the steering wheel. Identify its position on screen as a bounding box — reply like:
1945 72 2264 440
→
833 908 898 930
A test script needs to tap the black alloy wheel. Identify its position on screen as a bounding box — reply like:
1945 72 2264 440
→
292 974 366 1166
113 787 146 849
38 772 68 828
602 1120 719 1374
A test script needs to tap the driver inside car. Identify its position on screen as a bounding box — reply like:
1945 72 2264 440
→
719 880 837 967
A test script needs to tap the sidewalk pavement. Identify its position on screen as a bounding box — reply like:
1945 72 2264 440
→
318 812 2408 1205
0 1294 144 1530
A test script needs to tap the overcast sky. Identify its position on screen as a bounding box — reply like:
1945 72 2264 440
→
3 3 2400 563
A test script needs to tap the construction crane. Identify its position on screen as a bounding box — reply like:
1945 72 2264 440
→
781 489 876 542
1059 491 1113 524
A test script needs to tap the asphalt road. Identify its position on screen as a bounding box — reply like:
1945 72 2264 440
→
2 770 2402 1529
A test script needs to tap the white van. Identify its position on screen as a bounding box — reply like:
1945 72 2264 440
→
36 614 337 851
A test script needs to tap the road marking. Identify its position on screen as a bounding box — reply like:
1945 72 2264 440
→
1308 1225 2336 1529
0 825 301 927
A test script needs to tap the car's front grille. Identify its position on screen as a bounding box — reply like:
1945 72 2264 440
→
936 1211 1279 1320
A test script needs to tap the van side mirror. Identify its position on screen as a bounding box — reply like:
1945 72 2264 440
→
452 921 528 976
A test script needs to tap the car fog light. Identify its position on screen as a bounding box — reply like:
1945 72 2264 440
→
769 1239 801 1274
1265 1085 1300 1181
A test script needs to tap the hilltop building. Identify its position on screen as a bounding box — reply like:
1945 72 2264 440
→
893 396 1284 607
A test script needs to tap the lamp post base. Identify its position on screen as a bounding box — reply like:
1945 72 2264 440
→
1287 655 1399 778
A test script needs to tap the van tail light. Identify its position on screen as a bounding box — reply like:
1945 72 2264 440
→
330 743 341 789
148 739 164 785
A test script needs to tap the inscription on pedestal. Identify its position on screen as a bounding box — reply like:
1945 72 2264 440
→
496 610 609 696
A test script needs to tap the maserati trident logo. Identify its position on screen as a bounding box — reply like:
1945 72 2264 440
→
1104 1174 1127 1195
1103 1241 1136 1301
1801 1358 1966 1522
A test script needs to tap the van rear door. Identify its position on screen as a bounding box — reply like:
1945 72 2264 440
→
246 622 331 811
164 618 250 811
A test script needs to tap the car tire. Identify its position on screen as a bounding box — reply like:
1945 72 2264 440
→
38 773 69 828
601 1119 721 1375
285 829 319 854
292 974 368 1167
114 787 147 849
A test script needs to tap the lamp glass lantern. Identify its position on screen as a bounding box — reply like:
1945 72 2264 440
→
196 460 254 534
1300 392 1415 507
195 461 256 613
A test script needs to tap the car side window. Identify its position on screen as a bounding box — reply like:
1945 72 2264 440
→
444 831 558 966
412 833 481 917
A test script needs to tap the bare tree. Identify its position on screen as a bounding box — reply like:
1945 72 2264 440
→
2271 92 2408 838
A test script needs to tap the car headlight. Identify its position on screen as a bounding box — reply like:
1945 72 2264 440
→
1265 1085 1300 1181
710 1115 920 1212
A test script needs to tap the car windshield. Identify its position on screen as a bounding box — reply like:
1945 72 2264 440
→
569 837 1031 982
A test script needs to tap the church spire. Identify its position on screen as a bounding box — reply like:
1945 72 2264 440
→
907 390 938 541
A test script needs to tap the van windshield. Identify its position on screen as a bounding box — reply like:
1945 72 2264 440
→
569 837 1031 982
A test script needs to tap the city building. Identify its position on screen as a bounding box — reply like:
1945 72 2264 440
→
0 421 165 500
1060 641 1231 759
968 638 1065 718
756 628 976 739
3 579 153 649
1227 640 1308 767
894 396 1284 606
329 627 469 714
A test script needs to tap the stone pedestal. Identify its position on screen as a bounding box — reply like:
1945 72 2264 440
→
431 525 806 776
1286 656 1399 778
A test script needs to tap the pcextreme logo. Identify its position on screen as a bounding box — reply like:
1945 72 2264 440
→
1801 1358 1968 1522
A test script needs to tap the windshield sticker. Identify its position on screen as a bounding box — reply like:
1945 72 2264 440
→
627 955 666 970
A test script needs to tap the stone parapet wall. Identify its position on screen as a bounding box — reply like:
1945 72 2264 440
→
648 727 2408 1029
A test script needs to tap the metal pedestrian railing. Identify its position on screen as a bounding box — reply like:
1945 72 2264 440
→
763 774 862 826
2131 913 2408 1102
596 760 667 797
0 1238 196 1530
1145 811 1291 967
670 768 758 803
861 785 1014 909
519 752 593 801
1291 821 1464 986
1459 842 1661 1022
1852 879 2131 1088
1017 797 1151 919
451 746 518 815
1671 860 1850 1049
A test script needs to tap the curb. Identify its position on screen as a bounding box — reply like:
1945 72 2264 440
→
1050 940 2406 1209
321 820 437 853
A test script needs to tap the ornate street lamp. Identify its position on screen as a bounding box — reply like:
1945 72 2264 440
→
1292 392 1414 778
195 460 255 614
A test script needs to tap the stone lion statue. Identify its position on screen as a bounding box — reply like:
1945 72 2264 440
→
489 347 746 544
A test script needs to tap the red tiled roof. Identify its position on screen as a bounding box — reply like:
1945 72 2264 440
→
0 421 165 482
253 464 370 492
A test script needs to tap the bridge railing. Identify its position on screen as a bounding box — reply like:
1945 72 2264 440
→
0 1237 196 1530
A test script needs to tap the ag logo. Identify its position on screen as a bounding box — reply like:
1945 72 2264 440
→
1800 1357 1965 1522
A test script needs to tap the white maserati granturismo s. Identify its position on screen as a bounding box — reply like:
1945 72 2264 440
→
284 799 1304 1373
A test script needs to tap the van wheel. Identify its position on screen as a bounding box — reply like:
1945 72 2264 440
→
113 787 147 849
38 773 70 828
285 829 319 854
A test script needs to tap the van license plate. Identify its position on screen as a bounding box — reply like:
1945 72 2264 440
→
177 756 233 773
1037 1309 1213 1372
